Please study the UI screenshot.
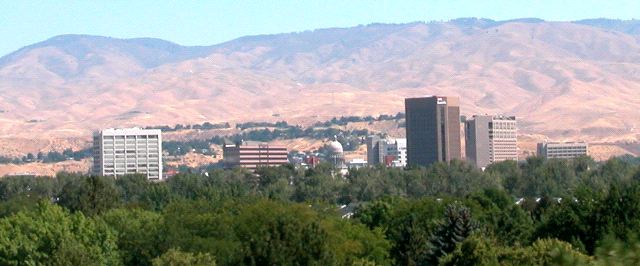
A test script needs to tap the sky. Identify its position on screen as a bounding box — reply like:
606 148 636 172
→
0 0 638 56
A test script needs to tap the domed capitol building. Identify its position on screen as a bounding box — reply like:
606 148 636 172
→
327 136 347 175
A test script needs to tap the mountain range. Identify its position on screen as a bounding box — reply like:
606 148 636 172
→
0 18 639 144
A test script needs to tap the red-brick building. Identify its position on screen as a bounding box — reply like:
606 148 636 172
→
223 142 289 171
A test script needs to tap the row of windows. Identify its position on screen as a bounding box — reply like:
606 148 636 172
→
547 148 587 151
103 143 159 147
103 135 158 139
103 154 158 161
103 144 159 148
547 152 588 155
489 122 517 130
103 160 157 164
103 164 159 168
490 133 517 139
104 139 159 142
103 150 159 154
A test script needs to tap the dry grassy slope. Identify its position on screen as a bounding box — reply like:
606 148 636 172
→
0 20 639 148
0 137 90 157
0 159 90 177
165 152 219 169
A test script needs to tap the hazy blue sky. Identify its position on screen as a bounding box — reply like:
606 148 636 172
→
1 0 638 56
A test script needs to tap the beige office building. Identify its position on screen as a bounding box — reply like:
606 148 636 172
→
537 142 588 159
465 115 517 169
92 128 163 180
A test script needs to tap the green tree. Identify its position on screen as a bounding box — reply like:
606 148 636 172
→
427 203 478 265
598 157 634 184
0 202 120 265
537 181 640 255
234 200 333 265
0 195 41 218
152 249 216 266
0 175 57 201
485 160 523 195
354 197 398 229
115 174 152 205
255 165 296 201
594 235 640 265
161 199 241 265
596 181 640 244
383 198 444 266
441 235 593 266
323 219 391 265
102 208 164 265
439 234 500 266
58 175 121 216
465 189 534 246
343 167 406 203
293 172 344 203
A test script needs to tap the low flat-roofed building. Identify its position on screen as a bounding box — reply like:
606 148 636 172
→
347 158 368 169
223 141 288 170
537 142 588 159
366 136 407 167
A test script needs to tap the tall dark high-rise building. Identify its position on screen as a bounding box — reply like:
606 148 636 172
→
366 135 383 165
404 96 461 167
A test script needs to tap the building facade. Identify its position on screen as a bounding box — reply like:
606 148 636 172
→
465 115 518 169
366 135 384 166
537 142 589 159
92 128 163 180
366 136 407 167
347 158 368 169
405 96 461 167
223 141 288 170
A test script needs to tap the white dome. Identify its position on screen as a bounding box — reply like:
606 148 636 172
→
328 140 344 154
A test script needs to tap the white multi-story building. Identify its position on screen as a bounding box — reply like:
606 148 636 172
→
92 128 163 180
386 138 407 167
465 115 518 169
366 136 407 167
537 142 588 159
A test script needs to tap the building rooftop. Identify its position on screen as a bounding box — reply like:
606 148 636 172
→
541 141 588 145
96 127 162 136
224 141 287 148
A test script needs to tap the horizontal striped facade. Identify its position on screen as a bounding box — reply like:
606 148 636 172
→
223 143 288 170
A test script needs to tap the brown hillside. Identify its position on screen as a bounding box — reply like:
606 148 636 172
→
0 19 639 148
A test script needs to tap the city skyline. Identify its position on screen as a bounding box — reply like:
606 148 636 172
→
1 2 639 264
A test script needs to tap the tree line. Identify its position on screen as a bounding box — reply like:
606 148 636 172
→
0 148 93 165
1 156 640 265
164 127 370 156
0 115 391 162
145 113 405 134
313 113 405 127
145 122 231 132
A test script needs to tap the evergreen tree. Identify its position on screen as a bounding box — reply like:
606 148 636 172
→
426 203 478 265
